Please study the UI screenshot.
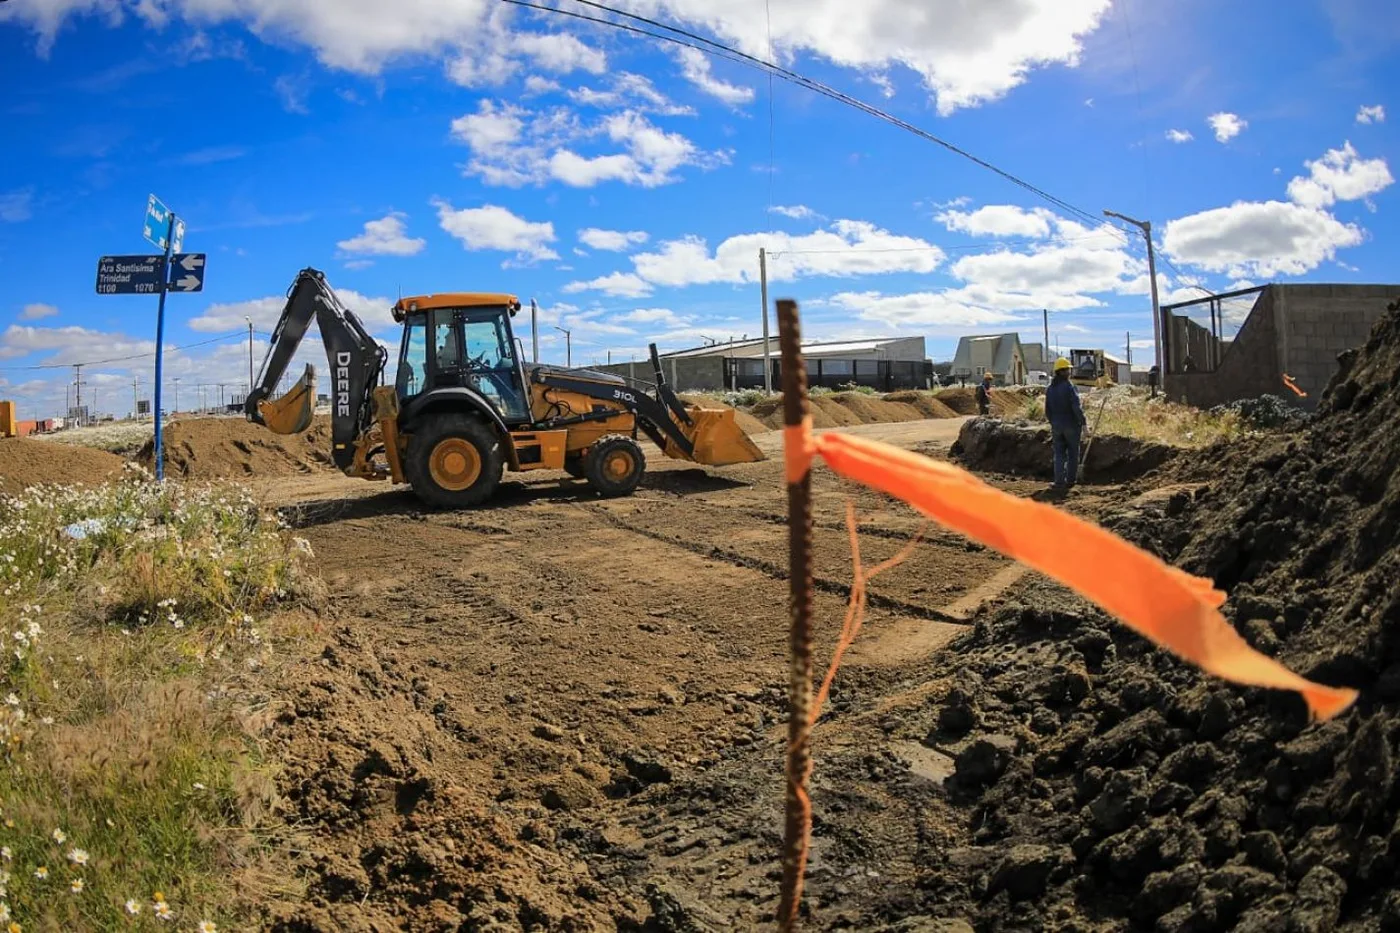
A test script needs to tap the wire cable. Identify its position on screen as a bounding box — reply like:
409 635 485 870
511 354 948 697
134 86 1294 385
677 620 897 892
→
510 0 1129 238
0 331 247 372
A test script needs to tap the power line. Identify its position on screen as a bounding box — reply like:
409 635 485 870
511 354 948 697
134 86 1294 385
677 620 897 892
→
517 0 1127 239
0 330 247 372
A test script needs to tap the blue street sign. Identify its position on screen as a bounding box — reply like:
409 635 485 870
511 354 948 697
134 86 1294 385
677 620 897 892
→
170 217 186 255
95 255 166 295
168 253 206 292
143 194 171 250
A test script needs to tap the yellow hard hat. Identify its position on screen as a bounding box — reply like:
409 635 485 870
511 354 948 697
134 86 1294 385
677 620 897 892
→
1054 357 1072 371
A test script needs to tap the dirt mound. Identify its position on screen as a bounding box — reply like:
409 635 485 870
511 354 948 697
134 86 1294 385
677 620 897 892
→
952 417 1179 483
140 416 335 480
680 394 770 437
748 391 964 430
264 625 639 931
936 386 1031 417
0 437 125 494
879 299 1400 930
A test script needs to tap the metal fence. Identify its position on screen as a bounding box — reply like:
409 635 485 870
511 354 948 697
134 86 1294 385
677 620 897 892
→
723 357 930 391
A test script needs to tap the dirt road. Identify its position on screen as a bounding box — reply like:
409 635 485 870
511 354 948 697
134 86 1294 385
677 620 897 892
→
259 416 1127 930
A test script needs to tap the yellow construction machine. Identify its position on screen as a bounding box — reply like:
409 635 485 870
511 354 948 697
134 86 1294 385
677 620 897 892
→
246 269 764 508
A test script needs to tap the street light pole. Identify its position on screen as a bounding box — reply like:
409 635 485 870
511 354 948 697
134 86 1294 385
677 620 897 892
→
554 326 572 368
246 317 255 393
1104 209 1163 391
759 247 772 393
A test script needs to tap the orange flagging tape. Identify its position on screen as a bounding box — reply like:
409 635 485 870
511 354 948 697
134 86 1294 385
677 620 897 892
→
792 425 1357 721
1282 374 1308 398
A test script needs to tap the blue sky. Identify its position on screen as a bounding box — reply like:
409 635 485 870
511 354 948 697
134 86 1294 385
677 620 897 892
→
1 0 1396 417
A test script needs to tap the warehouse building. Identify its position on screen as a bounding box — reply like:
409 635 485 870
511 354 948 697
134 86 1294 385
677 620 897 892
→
595 335 929 392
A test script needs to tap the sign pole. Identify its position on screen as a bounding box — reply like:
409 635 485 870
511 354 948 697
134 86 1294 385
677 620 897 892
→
152 213 175 482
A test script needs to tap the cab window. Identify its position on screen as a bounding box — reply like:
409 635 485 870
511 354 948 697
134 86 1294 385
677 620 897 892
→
397 319 428 398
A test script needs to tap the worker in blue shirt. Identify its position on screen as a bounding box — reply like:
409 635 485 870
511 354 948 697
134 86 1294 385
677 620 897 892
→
1045 357 1086 490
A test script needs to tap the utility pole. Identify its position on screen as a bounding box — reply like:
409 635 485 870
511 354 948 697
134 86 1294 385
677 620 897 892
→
173 377 180 414
1126 332 1132 367
1043 309 1050 357
1104 210 1163 392
759 247 772 393
531 299 540 363
246 317 255 392
72 365 83 424
133 376 140 420
554 326 572 368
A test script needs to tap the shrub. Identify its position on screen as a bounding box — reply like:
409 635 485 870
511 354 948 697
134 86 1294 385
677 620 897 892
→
835 382 878 396
0 467 311 929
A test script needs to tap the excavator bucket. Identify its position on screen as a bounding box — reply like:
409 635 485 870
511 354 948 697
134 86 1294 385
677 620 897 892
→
683 407 766 466
256 364 317 435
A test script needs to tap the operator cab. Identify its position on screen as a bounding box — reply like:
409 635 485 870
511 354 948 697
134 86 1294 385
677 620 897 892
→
393 293 531 424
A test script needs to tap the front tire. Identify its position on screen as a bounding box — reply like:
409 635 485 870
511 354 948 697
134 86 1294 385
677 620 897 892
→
583 435 645 498
406 414 504 509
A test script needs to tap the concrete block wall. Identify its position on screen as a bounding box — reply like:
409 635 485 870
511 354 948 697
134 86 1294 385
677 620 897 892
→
1276 285 1400 401
1168 283 1400 410
1167 289 1278 409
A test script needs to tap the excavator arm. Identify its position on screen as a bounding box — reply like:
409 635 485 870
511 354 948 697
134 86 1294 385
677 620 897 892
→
245 268 387 470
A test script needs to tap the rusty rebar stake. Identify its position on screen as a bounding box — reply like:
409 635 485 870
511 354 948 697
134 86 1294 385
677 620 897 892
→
776 298 814 931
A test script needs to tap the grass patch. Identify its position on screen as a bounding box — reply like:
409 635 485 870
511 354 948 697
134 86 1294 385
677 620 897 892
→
0 467 316 930
36 423 154 457
1025 386 1248 448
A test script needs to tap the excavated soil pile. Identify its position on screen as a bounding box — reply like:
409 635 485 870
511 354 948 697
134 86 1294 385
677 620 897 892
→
936 386 1031 417
0 438 126 494
748 390 966 430
264 625 642 931
883 299 1400 930
952 417 1179 483
140 416 335 480
679 395 770 437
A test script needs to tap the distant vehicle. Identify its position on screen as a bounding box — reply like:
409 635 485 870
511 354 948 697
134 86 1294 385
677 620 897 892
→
1026 370 1050 387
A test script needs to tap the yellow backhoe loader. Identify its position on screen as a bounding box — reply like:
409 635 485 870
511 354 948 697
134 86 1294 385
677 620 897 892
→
245 269 765 508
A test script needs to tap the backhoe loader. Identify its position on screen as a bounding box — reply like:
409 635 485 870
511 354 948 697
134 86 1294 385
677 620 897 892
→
245 268 765 508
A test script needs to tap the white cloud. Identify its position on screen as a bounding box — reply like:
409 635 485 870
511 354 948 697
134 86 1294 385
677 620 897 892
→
567 73 694 116
621 308 687 326
1356 104 1386 124
6 0 1111 115
450 100 525 154
768 205 819 220
937 204 1056 238
19 303 58 321
628 220 945 288
0 189 34 223
434 201 558 261
189 288 393 333
523 75 561 96
1162 200 1364 277
1165 128 1193 143
1285 142 1393 209
1207 112 1246 143
1 324 155 365
828 290 1020 330
578 228 648 251
515 33 606 74
453 102 720 189
336 213 426 256
562 272 654 299
675 47 755 106
274 73 310 114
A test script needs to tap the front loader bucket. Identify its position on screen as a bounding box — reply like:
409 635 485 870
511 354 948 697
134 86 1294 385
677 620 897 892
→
684 407 766 466
255 364 317 435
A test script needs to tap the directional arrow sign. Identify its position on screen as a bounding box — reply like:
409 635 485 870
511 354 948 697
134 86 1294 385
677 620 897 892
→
95 255 167 295
143 195 171 251
170 217 186 255
167 253 207 292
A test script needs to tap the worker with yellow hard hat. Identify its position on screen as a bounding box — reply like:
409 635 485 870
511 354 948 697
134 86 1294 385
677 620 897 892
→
1045 357 1086 493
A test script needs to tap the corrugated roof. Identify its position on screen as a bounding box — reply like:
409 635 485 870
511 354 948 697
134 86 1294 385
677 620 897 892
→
663 336 908 358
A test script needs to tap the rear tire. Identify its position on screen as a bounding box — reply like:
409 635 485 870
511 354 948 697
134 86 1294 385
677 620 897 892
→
583 435 645 498
406 413 504 509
